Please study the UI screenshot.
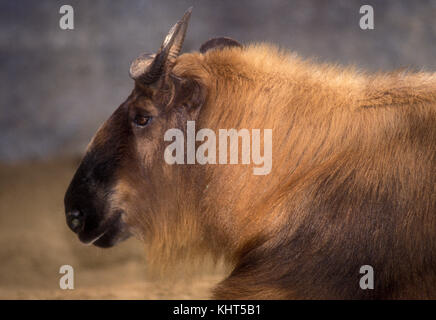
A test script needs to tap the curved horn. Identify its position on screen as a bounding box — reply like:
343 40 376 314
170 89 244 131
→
129 7 192 85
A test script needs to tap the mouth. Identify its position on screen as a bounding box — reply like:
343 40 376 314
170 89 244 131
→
77 211 132 248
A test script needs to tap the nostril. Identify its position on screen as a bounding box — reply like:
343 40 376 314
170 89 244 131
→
71 217 81 229
66 210 84 233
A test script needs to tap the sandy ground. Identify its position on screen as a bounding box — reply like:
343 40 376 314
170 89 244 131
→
0 158 223 299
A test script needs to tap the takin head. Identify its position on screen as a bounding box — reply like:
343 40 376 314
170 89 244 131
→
63 9 242 255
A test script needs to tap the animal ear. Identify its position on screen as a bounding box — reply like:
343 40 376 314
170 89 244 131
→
171 75 206 112
129 7 192 87
199 37 242 53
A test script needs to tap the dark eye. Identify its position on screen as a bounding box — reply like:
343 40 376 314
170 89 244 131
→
133 114 151 127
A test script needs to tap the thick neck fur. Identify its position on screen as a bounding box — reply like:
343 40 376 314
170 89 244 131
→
159 45 436 298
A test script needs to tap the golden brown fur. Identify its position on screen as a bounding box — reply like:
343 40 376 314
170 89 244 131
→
126 44 436 299
83 43 436 299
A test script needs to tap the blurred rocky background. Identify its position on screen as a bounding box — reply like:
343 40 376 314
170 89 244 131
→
0 0 435 299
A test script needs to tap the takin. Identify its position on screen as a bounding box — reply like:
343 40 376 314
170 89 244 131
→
64 9 436 299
